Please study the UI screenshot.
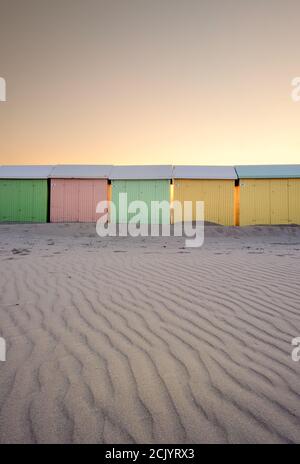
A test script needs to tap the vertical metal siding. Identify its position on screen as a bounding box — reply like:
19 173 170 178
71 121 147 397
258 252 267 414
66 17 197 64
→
239 178 299 226
173 179 235 226
78 179 107 222
270 179 289 224
111 180 170 224
50 179 107 222
0 180 48 222
288 179 300 224
50 179 78 222
239 179 271 226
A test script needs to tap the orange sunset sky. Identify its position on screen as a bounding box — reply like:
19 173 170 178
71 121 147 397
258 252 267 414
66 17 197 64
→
0 0 300 166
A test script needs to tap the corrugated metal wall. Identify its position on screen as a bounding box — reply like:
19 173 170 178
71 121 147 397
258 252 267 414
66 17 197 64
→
173 179 235 226
288 179 300 224
111 180 170 224
239 179 300 225
0 179 48 222
50 179 108 222
239 179 271 225
270 180 289 224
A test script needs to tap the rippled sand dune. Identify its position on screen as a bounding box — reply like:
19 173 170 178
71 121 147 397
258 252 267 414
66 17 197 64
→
0 223 300 444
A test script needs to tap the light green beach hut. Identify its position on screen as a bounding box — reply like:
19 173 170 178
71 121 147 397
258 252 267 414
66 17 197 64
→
110 166 172 224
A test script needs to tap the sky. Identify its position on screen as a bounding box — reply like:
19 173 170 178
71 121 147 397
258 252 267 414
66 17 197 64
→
0 0 300 166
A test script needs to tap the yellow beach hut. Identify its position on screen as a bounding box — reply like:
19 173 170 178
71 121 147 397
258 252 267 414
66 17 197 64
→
235 165 300 226
173 166 237 226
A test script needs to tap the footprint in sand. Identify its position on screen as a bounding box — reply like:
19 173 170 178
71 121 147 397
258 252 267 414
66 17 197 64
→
11 248 31 256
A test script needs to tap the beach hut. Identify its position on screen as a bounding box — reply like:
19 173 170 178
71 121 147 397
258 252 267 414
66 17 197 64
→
235 165 300 226
110 165 172 224
50 165 112 222
173 166 237 225
0 165 53 222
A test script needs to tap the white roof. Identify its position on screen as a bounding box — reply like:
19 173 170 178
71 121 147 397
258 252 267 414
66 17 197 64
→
110 165 172 180
173 165 237 179
50 165 112 179
0 165 54 179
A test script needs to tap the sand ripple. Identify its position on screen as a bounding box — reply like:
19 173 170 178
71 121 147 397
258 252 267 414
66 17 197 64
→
0 224 300 443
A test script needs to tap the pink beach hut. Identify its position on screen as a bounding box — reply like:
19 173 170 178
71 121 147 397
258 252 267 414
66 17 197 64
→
50 165 112 222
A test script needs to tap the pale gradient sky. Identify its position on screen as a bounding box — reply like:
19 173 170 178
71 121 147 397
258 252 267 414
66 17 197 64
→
0 0 300 165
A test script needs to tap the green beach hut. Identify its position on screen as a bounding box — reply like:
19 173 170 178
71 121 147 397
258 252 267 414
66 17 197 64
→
110 165 172 224
0 165 53 222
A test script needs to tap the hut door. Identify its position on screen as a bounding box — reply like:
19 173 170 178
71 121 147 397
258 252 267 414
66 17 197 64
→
270 179 289 225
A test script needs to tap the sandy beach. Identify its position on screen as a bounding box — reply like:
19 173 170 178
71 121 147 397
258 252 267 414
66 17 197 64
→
0 223 300 444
